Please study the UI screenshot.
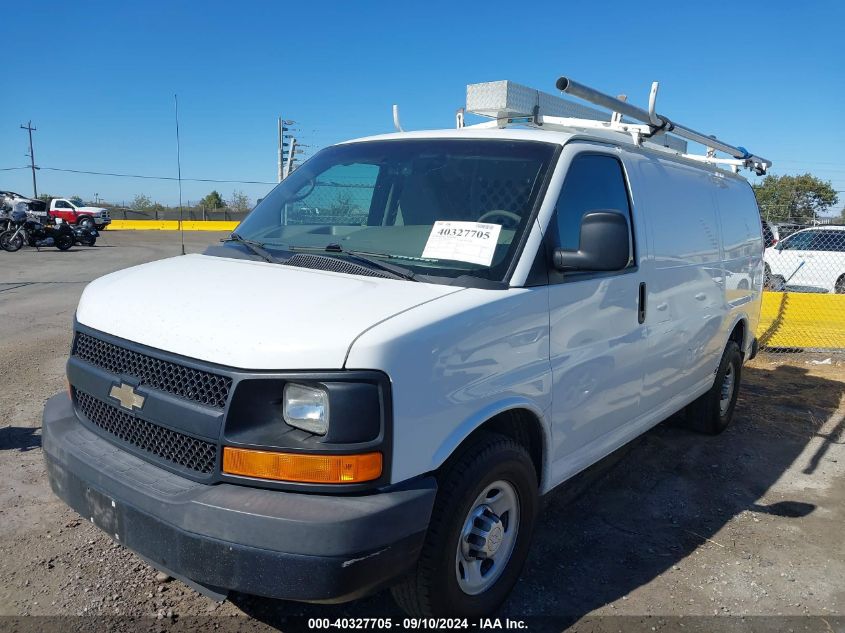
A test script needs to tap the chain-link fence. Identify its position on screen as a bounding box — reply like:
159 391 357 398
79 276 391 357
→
107 206 250 223
760 224 845 351
281 180 373 226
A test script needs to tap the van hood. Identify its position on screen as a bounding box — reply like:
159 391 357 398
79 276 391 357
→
76 254 462 370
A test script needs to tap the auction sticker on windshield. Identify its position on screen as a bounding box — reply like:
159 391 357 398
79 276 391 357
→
422 221 502 266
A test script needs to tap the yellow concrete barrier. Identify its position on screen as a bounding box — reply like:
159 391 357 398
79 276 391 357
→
180 221 239 231
109 220 238 231
757 291 845 349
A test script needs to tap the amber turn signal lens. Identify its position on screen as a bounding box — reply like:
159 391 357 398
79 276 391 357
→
222 447 382 484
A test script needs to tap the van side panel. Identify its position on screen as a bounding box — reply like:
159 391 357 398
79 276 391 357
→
713 178 764 353
628 155 728 417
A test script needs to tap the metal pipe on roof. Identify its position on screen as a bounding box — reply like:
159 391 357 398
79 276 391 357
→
555 76 771 172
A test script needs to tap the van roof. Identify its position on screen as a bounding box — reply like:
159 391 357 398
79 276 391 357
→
343 127 749 181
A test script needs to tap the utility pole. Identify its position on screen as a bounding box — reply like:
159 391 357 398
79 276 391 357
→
278 117 284 183
283 137 297 179
20 121 38 198
277 117 295 181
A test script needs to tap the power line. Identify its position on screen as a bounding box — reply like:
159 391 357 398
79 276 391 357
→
772 159 845 167
37 166 276 185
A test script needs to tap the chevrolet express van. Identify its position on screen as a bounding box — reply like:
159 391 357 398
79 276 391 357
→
43 80 765 616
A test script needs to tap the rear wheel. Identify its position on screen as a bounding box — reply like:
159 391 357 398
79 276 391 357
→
0 231 23 252
391 433 538 617
686 341 742 435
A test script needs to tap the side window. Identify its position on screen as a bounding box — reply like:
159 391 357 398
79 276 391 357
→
555 154 632 258
812 230 845 252
781 230 814 250
55 200 70 209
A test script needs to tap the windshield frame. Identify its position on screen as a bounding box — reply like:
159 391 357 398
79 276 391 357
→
229 137 562 287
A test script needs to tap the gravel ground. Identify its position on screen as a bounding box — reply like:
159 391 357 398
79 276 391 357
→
0 231 843 630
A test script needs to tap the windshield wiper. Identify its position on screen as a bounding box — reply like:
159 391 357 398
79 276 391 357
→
288 243 418 281
224 234 283 265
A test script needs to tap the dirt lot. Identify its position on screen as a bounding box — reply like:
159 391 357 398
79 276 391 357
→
1 231 843 630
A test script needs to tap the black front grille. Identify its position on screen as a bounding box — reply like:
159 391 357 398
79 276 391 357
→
74 333 232 408
75 390 217 474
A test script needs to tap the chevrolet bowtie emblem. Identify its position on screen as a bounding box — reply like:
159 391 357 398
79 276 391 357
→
109 383 145 411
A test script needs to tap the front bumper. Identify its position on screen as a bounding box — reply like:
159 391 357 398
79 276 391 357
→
43 393 436 603
94 217 111 227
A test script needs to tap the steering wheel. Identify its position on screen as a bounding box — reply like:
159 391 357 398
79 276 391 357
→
477 209 521 228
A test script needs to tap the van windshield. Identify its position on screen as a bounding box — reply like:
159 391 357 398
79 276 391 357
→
232 139 557 283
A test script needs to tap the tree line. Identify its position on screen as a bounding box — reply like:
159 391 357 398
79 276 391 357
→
752 173 842 223
130 190 252 214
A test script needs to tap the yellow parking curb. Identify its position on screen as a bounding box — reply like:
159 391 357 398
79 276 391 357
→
109 220 238 231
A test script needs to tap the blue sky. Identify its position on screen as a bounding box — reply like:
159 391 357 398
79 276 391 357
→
2 1 844 212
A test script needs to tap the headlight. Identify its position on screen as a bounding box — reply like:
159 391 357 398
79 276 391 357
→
283 383 329 435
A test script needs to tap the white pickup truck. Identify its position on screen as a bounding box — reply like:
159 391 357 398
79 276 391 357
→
48 198 111 229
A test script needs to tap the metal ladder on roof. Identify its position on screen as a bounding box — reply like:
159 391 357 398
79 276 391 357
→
457 77 772 176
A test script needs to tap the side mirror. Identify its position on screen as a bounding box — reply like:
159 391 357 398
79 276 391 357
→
553 210 631 272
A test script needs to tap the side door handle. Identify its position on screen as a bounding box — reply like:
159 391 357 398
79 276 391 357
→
638 282 646 324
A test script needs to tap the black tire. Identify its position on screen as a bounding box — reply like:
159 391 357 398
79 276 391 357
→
391 432 538 617
0 231 23 252
763 264 772 289
686 341 742 435
79 217 94 229
835 275 845 294
84 237 97 247
55 234 73 251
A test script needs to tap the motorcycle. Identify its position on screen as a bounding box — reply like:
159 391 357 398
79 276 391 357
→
0 210 75 252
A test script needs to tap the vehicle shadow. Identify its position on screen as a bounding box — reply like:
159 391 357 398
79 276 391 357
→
232 362 844 624
0 426 42 452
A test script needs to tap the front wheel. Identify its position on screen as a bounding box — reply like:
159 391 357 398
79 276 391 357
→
0 230 23 252
391 433 538 617
79 217 95 229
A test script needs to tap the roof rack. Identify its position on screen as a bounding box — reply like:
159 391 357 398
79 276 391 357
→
462 78 771 175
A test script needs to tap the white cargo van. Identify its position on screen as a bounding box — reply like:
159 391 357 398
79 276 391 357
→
43 77 767 616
